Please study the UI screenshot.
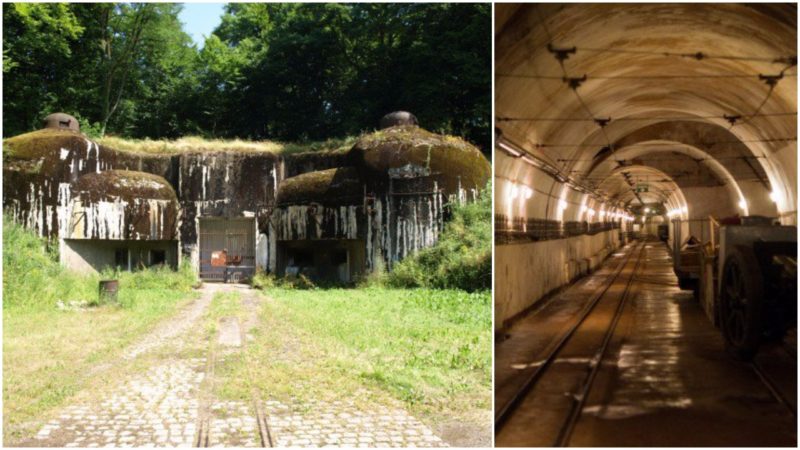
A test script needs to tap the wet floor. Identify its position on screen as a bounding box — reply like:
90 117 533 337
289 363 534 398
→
495 240 797 447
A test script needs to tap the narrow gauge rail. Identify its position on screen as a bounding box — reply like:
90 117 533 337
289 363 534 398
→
495 240 648 447
751 358 797 420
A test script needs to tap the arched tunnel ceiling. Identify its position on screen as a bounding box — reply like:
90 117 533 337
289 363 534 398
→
496 3 796 215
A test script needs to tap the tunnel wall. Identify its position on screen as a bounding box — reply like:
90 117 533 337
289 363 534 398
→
771 143 797 225
495 228 621 332
682 186 737 220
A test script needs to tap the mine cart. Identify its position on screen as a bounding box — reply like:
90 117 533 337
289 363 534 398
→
671 217 797 360
670 218 717 293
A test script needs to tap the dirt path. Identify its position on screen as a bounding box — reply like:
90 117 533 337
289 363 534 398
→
16 283 450 448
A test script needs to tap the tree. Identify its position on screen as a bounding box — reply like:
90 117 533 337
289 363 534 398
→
2 3 84 134
2 3 491 151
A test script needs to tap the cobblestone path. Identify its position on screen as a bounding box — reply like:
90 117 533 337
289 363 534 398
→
25 284 448 448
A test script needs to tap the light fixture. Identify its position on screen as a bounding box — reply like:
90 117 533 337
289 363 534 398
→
682 206 688 214
524 186 533 199
644 207 651 214
498 142 521 157
559 199 568 210
738 199 747 210
770 190 779 203
508 183 519 200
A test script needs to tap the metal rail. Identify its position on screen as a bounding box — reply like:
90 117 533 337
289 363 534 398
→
554 242 648 447
751 360 797 419
196 309 274 448
494 240 647 431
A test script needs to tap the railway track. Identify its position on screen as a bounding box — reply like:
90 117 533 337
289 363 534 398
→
752 355 797 420
495 240 648 447
196 291 274 448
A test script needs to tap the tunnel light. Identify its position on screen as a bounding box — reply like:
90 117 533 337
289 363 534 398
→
738 199 747 210
682 206 688 214
587 208 596 217
523 186 533 199
508 184 519 200
599 209 606 218
559 199 568 210
644 207 651 214
498 142 521 157
770 190 779 203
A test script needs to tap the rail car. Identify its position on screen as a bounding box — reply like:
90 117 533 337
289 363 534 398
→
670 216 796 360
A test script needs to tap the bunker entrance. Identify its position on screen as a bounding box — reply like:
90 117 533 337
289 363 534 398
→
199 217 256 283
277 240 365 284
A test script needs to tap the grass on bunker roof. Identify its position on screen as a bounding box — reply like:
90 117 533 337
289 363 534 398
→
2 216 198 443
96 134 359 155
214 286 492 440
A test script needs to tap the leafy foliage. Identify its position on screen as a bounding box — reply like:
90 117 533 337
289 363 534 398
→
388 183 492 291
3 3 490 151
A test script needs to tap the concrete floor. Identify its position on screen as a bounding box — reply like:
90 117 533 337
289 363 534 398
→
495 240 796 447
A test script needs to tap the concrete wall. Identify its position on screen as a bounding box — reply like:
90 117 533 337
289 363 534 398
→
682 186 737 219
495 229 621 331
61 239 179 274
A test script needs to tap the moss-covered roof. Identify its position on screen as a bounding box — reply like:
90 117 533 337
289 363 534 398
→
277 166 363 206
3 129 87 160
352 125 491 188
72 170 178 203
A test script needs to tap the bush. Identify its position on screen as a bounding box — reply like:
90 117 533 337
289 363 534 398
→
251 270 278 290
250 269 317 290
388 182 491 292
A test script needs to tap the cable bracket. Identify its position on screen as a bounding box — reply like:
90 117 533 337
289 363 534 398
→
547 43 577 62
594 117 612 128
759 73 784 87
723 114 742 126
563 75 587 90
773 56 797 67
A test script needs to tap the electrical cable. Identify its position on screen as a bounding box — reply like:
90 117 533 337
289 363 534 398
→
497 73 797 80
530 137 796 149
497 112 796 122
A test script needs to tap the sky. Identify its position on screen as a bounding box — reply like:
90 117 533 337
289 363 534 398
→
178 3 226 48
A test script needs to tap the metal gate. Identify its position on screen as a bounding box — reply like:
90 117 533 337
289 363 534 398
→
199 217 256 282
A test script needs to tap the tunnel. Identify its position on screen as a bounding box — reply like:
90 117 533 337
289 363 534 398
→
494 4 796 447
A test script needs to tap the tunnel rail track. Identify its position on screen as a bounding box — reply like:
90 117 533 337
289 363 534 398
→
495 239 649 445
751 358 797 419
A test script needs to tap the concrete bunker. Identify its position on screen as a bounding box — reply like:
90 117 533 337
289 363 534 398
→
274 166 366 283
60 170 180 273
3 113 491 283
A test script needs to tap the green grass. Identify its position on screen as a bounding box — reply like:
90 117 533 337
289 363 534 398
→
217 286 491 428
3 217 198 440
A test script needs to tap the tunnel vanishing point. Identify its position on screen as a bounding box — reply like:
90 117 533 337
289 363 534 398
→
3 112 490 284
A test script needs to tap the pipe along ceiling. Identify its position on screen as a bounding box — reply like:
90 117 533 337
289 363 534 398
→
495 4 797 225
